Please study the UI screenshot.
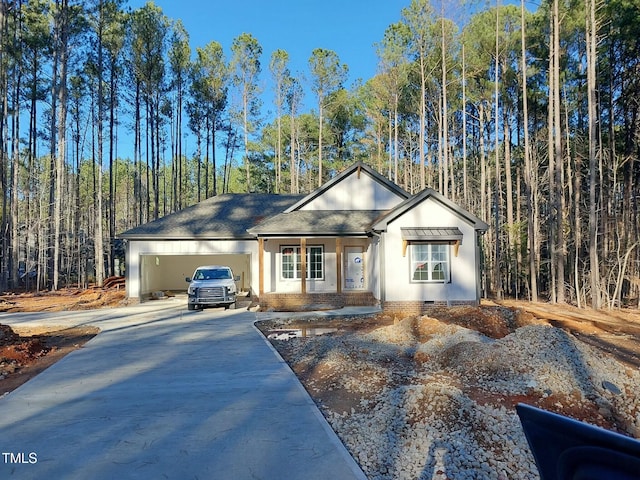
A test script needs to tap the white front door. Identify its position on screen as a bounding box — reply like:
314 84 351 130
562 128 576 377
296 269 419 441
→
344 246 365 290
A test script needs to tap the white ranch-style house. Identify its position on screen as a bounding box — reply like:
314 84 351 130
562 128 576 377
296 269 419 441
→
120 162 489 312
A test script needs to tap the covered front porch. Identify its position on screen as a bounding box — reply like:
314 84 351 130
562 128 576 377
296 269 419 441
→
255 236 379 311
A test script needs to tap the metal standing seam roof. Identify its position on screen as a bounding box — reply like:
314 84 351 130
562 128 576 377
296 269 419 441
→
401 227 464 242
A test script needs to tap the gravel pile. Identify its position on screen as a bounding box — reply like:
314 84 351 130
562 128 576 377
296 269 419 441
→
265 313 640 480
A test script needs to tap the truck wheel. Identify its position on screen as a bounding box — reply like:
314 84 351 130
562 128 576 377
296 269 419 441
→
188 303 195 311
229 301 236 310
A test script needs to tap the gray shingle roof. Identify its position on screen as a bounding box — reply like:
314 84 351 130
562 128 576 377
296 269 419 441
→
248 210 387 236
119 194 303 240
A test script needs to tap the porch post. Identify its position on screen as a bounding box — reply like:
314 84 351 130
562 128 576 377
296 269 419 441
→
300 238 307 294
336 237 342 293
258 237 264 296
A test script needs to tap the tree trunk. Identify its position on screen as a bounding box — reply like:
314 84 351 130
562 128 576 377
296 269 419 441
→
94 0 105 287
479 103 487 223
441 15 449 198
108 53 117 277
9 80 20 290
49 4 60 290
462 44 468 208
196 129 202 202
393 93 399 185
290 112 297 193
318 100 324 187
9 5 21 290
504 109 514 296
243 87 251 191
0 0 8 291
494 2 503 300
212 117 217 196
204 114 210 197
521 0 537 301
177 76 183 209
548 8 557 302
387 109 392 180
53 0 69 290
552 0 565 303
586 0 600 308
419 54 426 190
276 104 282 193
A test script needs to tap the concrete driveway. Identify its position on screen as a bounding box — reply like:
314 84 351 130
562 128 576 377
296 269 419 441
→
0 300 366 479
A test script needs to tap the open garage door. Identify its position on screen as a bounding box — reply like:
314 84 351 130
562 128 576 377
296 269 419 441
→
139 254 251 297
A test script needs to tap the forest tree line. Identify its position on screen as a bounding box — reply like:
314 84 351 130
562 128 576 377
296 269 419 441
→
0 0 639 310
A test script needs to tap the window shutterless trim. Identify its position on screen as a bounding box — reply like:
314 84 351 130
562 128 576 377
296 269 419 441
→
409 243 451 283
280 245 325 281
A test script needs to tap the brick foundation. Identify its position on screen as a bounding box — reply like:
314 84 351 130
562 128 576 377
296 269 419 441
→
383 300 479 315
260 293 478 314
260 292 378 311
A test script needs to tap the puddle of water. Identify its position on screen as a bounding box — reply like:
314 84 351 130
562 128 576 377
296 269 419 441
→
267 327 338 341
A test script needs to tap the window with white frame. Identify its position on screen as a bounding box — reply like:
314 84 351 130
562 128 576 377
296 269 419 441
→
411 244 450 282
281 245 324 280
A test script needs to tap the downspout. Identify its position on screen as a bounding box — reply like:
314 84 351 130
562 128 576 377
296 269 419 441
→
371 230 385 307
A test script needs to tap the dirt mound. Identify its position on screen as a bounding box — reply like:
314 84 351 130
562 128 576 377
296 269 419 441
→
0 324 19 345
0 287 126 313
426 305 543 338
1 324 51 384
1 337 49 363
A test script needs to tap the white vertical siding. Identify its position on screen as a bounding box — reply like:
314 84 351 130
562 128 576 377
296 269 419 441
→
300 171 405 211
382 198 480 303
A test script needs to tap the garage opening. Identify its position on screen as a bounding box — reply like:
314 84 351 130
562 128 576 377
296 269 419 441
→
139 254 251 298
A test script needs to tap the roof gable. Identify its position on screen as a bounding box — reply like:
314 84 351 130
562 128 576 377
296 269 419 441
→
285 162 409 212
372 188 489 232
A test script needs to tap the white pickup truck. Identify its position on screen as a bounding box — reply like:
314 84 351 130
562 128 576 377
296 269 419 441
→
185 265 239 311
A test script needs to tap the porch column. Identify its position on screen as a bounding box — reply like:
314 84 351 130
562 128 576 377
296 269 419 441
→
258 238 264 296
300 238 307 294
336 237 342 293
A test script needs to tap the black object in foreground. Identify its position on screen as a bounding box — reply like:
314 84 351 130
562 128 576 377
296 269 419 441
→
516 403 640 480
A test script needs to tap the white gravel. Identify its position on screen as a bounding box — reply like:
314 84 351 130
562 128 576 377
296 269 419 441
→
265 314 640 480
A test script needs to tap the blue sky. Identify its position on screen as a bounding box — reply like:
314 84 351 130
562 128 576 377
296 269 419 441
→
119 0 536 163
126 0 407 112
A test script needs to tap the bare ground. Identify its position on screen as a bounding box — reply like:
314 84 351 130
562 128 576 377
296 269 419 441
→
257 303 640 478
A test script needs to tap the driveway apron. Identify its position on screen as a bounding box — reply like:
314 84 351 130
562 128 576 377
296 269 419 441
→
0 301 366 479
